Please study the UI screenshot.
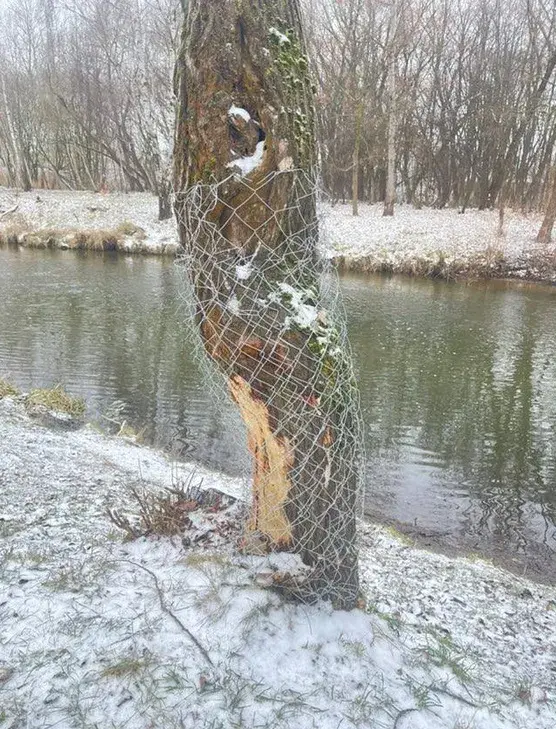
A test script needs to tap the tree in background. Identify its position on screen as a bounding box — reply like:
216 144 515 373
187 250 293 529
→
537 167 556 244
1 0 556 216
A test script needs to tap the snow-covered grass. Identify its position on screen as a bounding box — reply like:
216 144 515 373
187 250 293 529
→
1 394 555 729
0 188 178 256
1 188 555 281
324 203 556 282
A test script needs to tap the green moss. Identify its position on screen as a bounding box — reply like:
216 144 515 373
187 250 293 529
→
25 385 85 417
201 157 218 183
268 25 315 162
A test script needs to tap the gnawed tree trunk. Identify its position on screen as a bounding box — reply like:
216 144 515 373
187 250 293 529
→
174 0 361 608
537 168 556 245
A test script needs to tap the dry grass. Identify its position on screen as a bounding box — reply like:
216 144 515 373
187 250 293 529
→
0 378 19 399
107 476 236 542
0 224 174 255
107 483 201 541
0 215 144 253
25 385 85 417
116 220 146 239
0 213 32 246
101 657 151 678
332 247 556 282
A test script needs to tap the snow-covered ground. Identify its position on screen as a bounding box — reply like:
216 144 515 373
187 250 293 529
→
1 187 554 280
0 188 178 255
1 395 555 729
323 203 555 280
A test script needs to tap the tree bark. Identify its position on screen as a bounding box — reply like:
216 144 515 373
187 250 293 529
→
174 0 361 608
1 75 32 191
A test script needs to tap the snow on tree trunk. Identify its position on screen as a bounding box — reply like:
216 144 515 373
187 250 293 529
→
174 0 362 608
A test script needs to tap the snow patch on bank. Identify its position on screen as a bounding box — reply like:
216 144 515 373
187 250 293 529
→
0 397 555 729
1 188 554 281
322 202 556 280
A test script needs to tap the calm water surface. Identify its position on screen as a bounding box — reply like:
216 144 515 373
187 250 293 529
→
1 248 555 575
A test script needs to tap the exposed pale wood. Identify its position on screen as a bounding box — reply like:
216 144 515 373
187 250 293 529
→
229 375 293 547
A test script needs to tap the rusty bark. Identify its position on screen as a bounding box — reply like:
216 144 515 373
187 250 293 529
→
174 0 360 608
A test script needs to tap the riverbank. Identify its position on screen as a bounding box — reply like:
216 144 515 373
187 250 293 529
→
1 187 555 283
1 394 555 729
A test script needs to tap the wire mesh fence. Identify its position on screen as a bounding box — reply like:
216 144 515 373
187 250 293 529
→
175 169 364 606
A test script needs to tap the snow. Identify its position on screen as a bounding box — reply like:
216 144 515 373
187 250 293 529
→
225 293 241 315
1 188 555 281
269 27 291 46
322 202 556 281
275 282 319 329
226 140 266 177
0 187 178 256
228 105 251 123
1 395 555 729
235 262 253 280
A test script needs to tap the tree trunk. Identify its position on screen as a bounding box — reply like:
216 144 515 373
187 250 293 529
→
158 179 172 221
352 101 363 217
487 52 556 208
174 0 361 608
537 168 556 244
1 75 32 191
383 105 396 217
383 1 397 218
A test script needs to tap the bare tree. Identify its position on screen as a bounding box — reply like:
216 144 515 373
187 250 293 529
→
537 165 556 243
2 0 556 214
383 0 398 216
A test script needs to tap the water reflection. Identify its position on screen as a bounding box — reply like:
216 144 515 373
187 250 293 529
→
0 249 555 571
346 275 556 566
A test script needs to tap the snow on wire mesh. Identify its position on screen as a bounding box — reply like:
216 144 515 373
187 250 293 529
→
176 169 364 605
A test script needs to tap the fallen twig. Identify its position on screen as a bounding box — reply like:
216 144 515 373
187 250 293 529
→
429 683 479 709
0 204 19 220
120 558 214 668
393 707 420 728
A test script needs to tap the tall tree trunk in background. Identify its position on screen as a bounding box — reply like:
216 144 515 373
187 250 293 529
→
383 1 397 217
157 177 172 221
537 168 556 244
1 75 31 191
383 100 396 216
174 0 361 608
352 100 363 216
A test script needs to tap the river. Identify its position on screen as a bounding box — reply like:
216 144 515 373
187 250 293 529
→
1 248 555 578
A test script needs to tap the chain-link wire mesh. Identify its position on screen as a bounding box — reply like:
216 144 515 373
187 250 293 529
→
175 169 364 606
